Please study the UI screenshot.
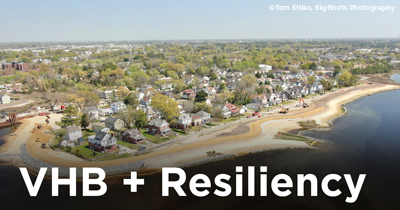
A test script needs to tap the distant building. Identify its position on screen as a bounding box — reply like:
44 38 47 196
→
0 95 11 104
110 101 126 113
105 117 124 130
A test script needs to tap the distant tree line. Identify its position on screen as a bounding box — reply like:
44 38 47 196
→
351 63 392 75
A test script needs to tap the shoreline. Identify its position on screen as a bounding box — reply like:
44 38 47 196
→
1 82 399 175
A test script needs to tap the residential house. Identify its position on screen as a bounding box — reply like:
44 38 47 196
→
202 87 217 95
176 113 192 130
246 103 262 110
141 84 152 91
88 132 117 152
140 97 151 107
191 115 202 126
64 126 82 141
0 94 10 104
110 101 126 113
251 95 269 107
122 129 145 144
93 125 110 133
99 108 114 116
194 111 211 124
99 90 114 99
181 89 196 99
225 102 239 115
147 119 171 136
133 91 144 100
82 106 99 120
105 117 124 130
143 107 158 121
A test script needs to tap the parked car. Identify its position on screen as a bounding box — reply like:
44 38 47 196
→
247 115 252 118
138 146 146 151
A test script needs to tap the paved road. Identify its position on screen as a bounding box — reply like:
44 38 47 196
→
132 115 264 155
0 99 33 110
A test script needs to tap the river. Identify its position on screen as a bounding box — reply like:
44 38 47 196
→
2 83 400 209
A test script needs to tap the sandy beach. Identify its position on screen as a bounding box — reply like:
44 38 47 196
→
1 80 399 170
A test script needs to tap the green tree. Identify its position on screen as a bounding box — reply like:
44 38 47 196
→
116 105 137 129
195 90 208 102
219 83 226 92
134 110 148 129
62 105 78 126
123 93 139 107
150 94 180 124
80 113 90 129
307 76 316 85
338 72 353 87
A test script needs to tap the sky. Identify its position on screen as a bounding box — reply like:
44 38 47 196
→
0 0 399 42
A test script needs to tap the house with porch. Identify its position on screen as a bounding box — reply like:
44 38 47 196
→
122 129 145 144
194 111 211 124
176 113 192 130
147 119 171 136
191 115 202 126
88 132 117 153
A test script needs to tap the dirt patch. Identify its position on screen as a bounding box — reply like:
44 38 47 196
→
364 75 397 85
216 121 251 137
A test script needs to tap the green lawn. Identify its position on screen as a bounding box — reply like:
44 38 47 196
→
98 153 130 161
63 141 104 159
189 126 202 132
218 117 240 124
141 131 167 143
82 130 96 139
117 140 139 149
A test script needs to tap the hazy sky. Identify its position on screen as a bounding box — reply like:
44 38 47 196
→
1 0 399 42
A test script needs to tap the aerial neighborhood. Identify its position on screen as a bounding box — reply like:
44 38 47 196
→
0 40 397 160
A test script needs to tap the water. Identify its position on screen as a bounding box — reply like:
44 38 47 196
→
2 89 400 209
0 125 14 147
390 73 400 82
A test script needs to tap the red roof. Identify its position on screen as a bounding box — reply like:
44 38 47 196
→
225 102 238 110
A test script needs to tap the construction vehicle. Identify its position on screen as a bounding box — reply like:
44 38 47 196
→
299 97 309 108
51 99 62 111
280 107 289 114
34 123 42 130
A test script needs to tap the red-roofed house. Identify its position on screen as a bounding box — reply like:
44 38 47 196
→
182 89 196 99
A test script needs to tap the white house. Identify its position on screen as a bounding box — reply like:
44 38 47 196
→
99 108 114 116
194 111 211 124
0 95 11 104
64 126 82 141
110 101 126 113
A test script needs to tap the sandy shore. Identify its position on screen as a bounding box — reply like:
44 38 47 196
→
1 81 398 170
